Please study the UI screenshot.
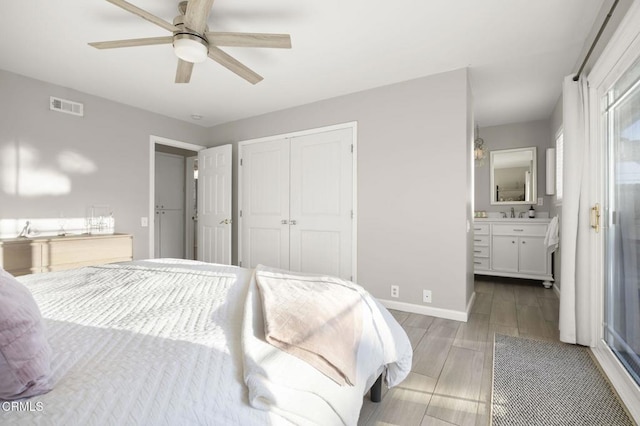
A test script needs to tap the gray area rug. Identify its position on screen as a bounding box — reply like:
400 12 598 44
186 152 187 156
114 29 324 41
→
492 334 634 425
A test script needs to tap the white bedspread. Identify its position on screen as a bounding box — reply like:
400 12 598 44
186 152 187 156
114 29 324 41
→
1 260 412 426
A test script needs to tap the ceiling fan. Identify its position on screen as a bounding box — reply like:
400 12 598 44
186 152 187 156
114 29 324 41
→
89 0 291 84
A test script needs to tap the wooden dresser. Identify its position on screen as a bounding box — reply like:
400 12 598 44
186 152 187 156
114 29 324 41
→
0 233 133 276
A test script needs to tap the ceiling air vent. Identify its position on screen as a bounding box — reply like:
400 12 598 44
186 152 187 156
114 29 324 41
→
50 96 84 117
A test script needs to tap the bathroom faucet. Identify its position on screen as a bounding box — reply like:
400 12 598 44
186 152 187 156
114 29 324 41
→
510 207 515 218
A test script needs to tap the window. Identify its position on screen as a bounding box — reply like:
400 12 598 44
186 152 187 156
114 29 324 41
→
555 131 564 203
603 55 640 387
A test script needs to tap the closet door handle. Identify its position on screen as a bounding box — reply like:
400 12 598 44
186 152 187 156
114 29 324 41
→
281 220 288 225
290 220 297 225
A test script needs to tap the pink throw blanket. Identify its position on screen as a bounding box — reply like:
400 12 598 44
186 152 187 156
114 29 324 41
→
255 268 363 386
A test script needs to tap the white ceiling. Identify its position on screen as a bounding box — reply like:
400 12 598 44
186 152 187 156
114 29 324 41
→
0 0 605 128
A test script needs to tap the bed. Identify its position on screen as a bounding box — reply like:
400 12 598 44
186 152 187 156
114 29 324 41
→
0 259 412 425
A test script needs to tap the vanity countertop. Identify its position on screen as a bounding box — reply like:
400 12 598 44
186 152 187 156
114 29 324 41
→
474 217 551 223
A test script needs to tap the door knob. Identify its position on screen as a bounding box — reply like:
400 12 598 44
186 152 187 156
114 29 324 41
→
219 219 232 225
281 219 288 225
290 220 297 225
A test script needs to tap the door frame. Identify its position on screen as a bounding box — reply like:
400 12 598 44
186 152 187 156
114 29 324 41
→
149 135 206 258
237 121 358 280
586 1 640 421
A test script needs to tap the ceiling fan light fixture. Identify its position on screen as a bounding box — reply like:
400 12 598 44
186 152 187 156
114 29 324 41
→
173 33 208 63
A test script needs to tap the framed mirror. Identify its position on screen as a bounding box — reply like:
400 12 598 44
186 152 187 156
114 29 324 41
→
490 147 537 205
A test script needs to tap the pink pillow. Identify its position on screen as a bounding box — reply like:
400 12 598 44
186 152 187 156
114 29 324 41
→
0 268 52 400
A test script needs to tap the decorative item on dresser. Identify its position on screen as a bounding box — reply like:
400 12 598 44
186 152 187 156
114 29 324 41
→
0 233 133 276
473 218 553 288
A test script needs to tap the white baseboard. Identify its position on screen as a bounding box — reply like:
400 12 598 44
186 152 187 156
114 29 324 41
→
591 343 640 423
553 283 561 299
379 299 469 322
466 291 476 320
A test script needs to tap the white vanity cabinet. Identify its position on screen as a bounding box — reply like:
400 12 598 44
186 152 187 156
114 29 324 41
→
473 219 553 288
472 223 490 272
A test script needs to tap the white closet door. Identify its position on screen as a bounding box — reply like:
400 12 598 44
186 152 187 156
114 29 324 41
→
155 152 185 210
289 128 352 279
159 209 185 258
155 152 185 259
198 145 232 265
240 138 290 269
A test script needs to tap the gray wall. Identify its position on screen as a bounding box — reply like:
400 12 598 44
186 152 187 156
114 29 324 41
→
0 69 210 259
208 68 474 314
474 119 554 216
0 66 475 314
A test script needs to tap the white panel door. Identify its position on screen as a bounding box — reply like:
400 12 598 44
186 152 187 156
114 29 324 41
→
240 139 290 269
289 128 353 279
198 144 232 265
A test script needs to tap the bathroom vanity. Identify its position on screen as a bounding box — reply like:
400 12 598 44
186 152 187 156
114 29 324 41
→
473 218 553 288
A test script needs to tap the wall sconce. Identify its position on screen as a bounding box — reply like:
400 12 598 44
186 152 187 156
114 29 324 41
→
546 148 556 195
474 124 487 167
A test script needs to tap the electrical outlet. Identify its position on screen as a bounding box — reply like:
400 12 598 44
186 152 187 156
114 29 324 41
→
423 290 432 303
141 217 148 227
537 197 544 206
391 285 399 298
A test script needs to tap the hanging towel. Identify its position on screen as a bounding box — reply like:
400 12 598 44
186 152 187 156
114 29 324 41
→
544 216 559 253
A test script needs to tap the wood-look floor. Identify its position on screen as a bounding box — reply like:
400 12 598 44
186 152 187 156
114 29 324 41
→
359 276 560 426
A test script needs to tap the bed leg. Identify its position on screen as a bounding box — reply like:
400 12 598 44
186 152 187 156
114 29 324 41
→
370 374 383 403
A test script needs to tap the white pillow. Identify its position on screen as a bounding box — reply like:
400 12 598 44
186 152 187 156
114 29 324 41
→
0 268 52 400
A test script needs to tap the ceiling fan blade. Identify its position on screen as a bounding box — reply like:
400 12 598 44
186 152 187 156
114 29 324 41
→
106 0 178 33
207 46 263 84
175 59 194 83
185 0 215 34
89 36 173 49
206 32 291 49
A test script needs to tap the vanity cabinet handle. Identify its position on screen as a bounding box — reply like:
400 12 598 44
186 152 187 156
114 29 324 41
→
474 261 482 265
474 250 481 253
